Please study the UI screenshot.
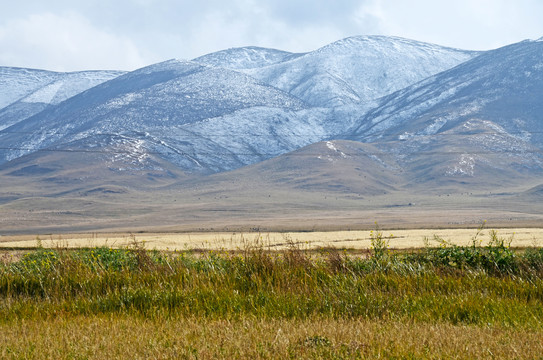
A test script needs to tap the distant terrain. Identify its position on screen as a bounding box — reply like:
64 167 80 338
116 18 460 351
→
1 36 543 234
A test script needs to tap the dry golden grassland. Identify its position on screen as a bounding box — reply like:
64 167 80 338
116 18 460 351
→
1 227 543 250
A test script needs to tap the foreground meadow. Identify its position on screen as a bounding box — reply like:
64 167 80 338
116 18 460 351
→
1 228 543 359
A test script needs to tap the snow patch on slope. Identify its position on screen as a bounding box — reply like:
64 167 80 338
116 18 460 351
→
20 71 124 105
21 81 64 104
0 67 59 108
318 141 349 162
446 154 475 176
107 137 154 171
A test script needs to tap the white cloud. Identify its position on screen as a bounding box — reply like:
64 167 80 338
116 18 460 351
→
0 12 152 71
1 1 543 70
183 5 347 58
353 0 543 50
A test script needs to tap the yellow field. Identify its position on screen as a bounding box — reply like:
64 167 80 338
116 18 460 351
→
1 227 542 250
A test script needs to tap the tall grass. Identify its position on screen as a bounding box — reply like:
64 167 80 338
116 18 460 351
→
1 229 543 328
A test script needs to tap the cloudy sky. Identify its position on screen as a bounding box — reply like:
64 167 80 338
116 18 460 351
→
1 0 542 71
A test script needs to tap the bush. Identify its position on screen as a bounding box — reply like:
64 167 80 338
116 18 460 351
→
420 225 517 273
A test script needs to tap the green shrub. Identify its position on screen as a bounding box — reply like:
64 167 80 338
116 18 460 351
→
420 227 516 273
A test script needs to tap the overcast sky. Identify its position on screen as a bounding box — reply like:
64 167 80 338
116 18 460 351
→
1 0 543 72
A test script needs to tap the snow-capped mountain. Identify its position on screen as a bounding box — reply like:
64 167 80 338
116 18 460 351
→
0 59 325 173
2 36 543 200
3 35 543 232
0 38 480 177
0 36 482 175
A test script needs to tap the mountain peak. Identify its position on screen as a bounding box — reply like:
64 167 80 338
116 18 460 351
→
193 46 302 70
327 34 411 45
126 59 203 77
148 58 198 68
316 35 474 56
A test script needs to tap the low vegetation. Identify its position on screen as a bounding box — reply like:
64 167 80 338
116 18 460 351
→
1 226 543 359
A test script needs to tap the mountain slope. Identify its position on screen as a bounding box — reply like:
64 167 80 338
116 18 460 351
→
197 139 402 196
345 39 543 188
0 70 125 131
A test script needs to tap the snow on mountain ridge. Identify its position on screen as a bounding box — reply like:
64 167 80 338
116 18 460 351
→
193 47 304 70
340 39 543 185
350 39 543 142
312 35 473 57
126 59 200 75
